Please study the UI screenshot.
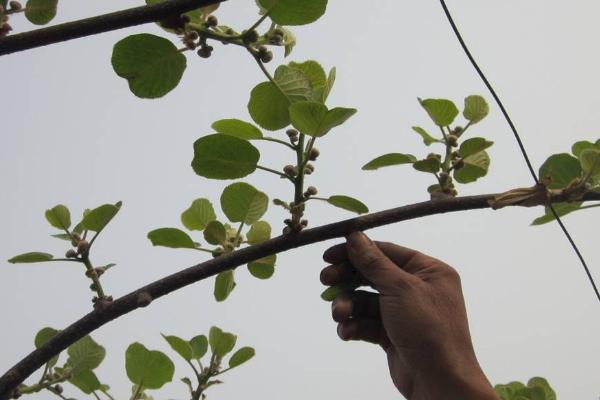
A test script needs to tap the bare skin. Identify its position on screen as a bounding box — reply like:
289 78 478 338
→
320 231 499 400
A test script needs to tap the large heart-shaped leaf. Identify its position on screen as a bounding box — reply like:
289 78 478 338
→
214 271 236 302
362 153 416 170
212 119 263 140
147 228 196 249
419 98 459 126
25 0 57 25
208 327 237 358
220 183 269 224
67 335 106 372
192 134 260 180
538 153 581 189
125 343 174 390
258 0 327 25
327 196 368 214
463 95 489 124
181 199 216 231
289 101 356 137
454 151 490 183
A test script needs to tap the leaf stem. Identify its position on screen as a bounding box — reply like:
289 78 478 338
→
82 256 106 299
294 134 306 205
245 11 270 33
194 247 215 254
256 164 291 180
256 136 296 150
37 363 50 385
100 389 115 400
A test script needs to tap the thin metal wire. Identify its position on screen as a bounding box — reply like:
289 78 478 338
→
438 0 600 303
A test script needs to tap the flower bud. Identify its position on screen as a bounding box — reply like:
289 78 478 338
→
9 1 21 10
77 240 90 255
446 135 458 147
65 249 78 258
286 129 298 138
282 226 292 235
301 219 308 227
206 15 218 27
309 148 320 161
260 50 273 63
452 126 464 137
283 165 296 176
305 186 318 196
243 29 259 43
427 153 442 161
197 45 213 58
452 159 465 169
304 163 315 174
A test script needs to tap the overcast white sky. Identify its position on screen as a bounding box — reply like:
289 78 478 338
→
2 1 600 399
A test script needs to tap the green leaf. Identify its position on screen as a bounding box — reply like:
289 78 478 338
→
539 153 582 189
126 343 174 390
8 252 54 264
35 327 60 367
51 233 72 241
458 138 494 159
45 204 71 231
25 0 57 25
572 140 598 158
419 98 459 126
228 347 255 368
362 153 416 170
112 34 186 99
580 149 600 178
81 202 121 232
258 0 327 25
289 101 356 137
527 377 556 400
323 67 336 102
208 327 237 358
161 334 193 361
463 95 489 124
69 369 102 394
246 221 272 244
146 0 213 31
454 151 490 184
413 158 441 174
67 336 106 372
181 199 217 231
273 65 312 102
280 26 297 57
411 126 441 146
212 119 263 140
220 182 269 224
531 202 583 225
288 60 326 101
320 283 359 301
148 228 196 249
214 270 236 302
192 134 260 180
327 196 369 214
248 254 276 279
203 221 227 245
189 335 208 359
248 82 291 130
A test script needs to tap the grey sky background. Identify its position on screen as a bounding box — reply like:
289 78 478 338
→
2 1 600 398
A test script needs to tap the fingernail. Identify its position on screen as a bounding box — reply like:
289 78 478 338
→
346 231 371 250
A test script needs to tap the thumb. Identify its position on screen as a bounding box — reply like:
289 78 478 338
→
346 232 412 293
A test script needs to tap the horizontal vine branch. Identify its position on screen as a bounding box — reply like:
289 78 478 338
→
1 190 599 399
0 0 225 56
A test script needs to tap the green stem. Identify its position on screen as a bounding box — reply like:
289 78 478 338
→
307 196 329 202
235 222 245 242
18 370 70 395
130 384 143 400
46 388 69 400
101 389 116 400
256 136 296 150
187 360 201 380
440 126 453 173
37 363 50 385
256 165 292 180
82 256 106 299
194 247 216 254
92 391 102 400
245 10 270 33
294 134 306 205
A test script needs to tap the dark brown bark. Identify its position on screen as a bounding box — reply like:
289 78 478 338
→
0 0 225 56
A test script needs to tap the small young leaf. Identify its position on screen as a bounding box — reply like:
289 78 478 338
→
228 347 255 368
274 65 313 102
327 196 369 214
25 0 57 25
248 254 276 279
454 151 490 184
112 34 187 99
289 101 356 137
258 0 327 26
81 202 121 232
45 205 71 231
208 327 237 357
322 67 336 102
458 138 494 159
148 228 196 249
288 60 326 102
411 126 441 146
580 149 600 178
538 153 582 189
181 199 217 231
531 202 584 226
246 221 272 244
212 119 263 140
67 336 106 372
35 327 60 367
162 334 193 361
248 82 291 130
527 377 556 400
204 221 227 245
126 343 174 389
214 270 236 302
572 140 598 158
320 283 359 301
413 158 441 174
69 369 102 394
8 252 54 264
51 233 72 241
418 98 459 126
463 95 489 124
281 26 297 57
362 153 416 170
220 182 269 224
192 134 260 180
189 335 208 359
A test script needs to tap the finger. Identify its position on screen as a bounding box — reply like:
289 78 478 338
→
332 291 380 322
322 242 348 264
346 232 414 293
337 319 389 347
375 241 436 275
320 263 367 286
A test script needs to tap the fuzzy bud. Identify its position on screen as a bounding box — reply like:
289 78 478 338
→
0 22 12 36
53 385 63 394
77 240 90 256
197 45 213 58
9 1 22 10
283 165 296 176
427 153 442 161
65 249 78 259
137 292 153 307
212 247 224 258
305 186 318 196
260 50 273 63
309 148 320 161
206 15 218 27
452 159 465 170
282 226 292 235
243 29 259 43
452 126 464 137
286 129 299 138
269 33 283 45
439 172 449 183
284 218 292 226
301 219 308 227
304 163 315 174
446 135 458 147
186 30 199 41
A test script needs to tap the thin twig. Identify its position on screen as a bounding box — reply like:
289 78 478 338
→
1 190 599 399
0 0 225 56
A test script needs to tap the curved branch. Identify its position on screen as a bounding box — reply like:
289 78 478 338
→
0 0 225 56
1 190 599 399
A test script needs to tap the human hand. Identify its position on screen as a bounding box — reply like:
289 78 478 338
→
320 231 498 400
